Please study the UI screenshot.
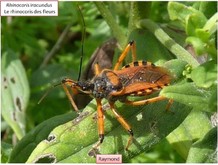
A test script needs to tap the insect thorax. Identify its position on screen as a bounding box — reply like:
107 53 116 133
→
91 70 123 99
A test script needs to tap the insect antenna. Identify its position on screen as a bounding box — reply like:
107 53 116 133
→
37 82 62 104
38 4 85 105
77 4 86 81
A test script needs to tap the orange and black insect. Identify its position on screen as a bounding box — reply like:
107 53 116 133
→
49 40 173 151
39 5 172 152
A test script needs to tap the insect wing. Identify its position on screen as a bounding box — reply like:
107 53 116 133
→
116 65 171 95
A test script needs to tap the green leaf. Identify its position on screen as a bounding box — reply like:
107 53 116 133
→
129 138 184 163
138 19 199 68
186 14 207 36
9 112 77 163
190 60 217 88
25 98 191 163
163 59 188 81
1 50 30 139
168 2 207 28
186 36 206 55
202 12 218 36
94 2 127 48
149 2 169 22
30 64 74 94
186 13 217 58
1 142 13 163
166 110 212 159
195 29 210 42
128 29 173 63
186 127 217 163
208 87 217 113
161 82 211 112
198 1 217 19
29 63 77 123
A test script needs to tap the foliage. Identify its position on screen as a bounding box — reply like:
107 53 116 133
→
1 1 217 163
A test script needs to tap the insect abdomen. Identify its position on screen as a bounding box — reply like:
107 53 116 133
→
114 60 171 95
123 60 154 68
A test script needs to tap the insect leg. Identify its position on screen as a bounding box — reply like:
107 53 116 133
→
94 63 101 75
61 78 80 114
125 96 173 112
93 99 105 149
165 99 174 112
125 95 166 106
131 40 136 62
114 41 136 71
109 102 133 151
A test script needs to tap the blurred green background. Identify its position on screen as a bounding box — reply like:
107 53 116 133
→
1 1 217 163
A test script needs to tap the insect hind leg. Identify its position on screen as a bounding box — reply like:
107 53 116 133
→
165 99 174 113
125 95 173 112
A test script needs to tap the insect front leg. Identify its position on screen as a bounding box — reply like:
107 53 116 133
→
109 102 133 151
61 78 80 114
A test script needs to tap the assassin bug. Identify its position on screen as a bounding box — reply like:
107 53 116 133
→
57 40 173 152
39 5 173 153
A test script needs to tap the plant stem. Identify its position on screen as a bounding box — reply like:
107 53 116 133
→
39 22 73 69
128 1 151 35
94 2 127 49
138 19 200 67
